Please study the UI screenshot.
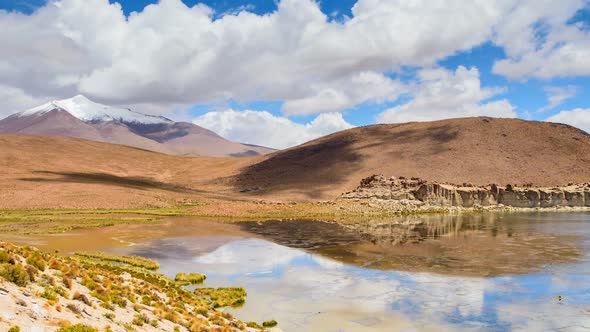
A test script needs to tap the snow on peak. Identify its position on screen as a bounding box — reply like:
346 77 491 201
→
18 95 172 125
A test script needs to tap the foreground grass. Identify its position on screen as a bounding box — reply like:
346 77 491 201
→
0 242 278 331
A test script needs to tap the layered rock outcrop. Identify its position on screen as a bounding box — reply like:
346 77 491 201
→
342 175 590 208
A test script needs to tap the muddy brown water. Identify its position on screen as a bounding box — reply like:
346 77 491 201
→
4 212 590 331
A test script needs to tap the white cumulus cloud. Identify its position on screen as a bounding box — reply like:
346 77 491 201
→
1 0 586 116
0 0 587 120
0 85 49 117
193 110 353 149
376 66 517 123
492 0 590 79
546 108 590 133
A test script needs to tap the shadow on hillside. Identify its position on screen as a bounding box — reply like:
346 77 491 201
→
357 125 458 155
18 171 200 193
232 124 459 200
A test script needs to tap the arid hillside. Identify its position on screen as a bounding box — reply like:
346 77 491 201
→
0 135 256 208
234 117 590 200
1 117 589 208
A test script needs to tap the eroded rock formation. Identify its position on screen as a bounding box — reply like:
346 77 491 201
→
342 175 590 208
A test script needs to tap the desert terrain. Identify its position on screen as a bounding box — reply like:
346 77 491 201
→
0 117 588 212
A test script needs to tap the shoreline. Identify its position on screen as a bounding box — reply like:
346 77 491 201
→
2 198 590 218
0 199 588 236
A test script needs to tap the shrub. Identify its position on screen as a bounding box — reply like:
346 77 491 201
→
112 296 127 308
63 275 73 289
26 254 46 271
54 286 70 298
81 278 98 291
263 320 278 328
25 265 38 282
41 286 59 301
8 326 20 332
0 250 10 263
0 263 30 287
73 292 92 306
66 303 81 314
100 302 115 311
132 313 150 326
56 324 97 332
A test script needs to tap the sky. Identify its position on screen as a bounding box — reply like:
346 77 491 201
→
0 0 589 149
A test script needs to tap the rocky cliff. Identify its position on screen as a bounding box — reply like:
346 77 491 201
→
342 175 590 208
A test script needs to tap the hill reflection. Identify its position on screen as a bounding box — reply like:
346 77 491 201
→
239 214 583 276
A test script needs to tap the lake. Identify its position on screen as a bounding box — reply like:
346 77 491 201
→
5 212 590 331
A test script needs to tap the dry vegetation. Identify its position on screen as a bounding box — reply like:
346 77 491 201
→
0 243 279 331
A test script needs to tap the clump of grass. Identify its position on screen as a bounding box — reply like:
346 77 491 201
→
194 287 246 308
132 313 150 326
8 326 20 332
40 286 59 301
26 253 46 271
100 302 115 311
0 250 10 263
175 272 206 285
54 285 69 298
132 303 143 312
81 277 98 291
56 324 97 332
112 296 127 308
103 312 115 320
141 295 152 305
0 263 30 287
25 265 38 282
75 252 159 270
263 320 278 328
189 317 210 330
73 291 92 306
62 275 73 289
247 322 263 329
66 303 81 314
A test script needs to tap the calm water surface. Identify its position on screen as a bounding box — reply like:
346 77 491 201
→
6 213 590 331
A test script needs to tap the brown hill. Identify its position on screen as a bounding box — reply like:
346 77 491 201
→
234 117 590 200
0 117 589 208
0 134 255 208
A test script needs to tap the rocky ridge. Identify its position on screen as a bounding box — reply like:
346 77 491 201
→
342 175 590 209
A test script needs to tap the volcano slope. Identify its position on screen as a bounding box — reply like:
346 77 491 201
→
0 117 589 209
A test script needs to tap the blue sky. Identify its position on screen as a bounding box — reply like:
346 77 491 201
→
0 0 589 148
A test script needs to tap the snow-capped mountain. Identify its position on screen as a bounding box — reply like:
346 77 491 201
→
18 95 172 125
0 95 274 157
